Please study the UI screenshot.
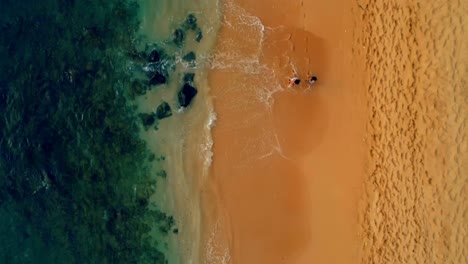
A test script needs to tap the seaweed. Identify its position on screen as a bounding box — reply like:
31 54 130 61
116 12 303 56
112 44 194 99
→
0 0 174 263
130 79 148 97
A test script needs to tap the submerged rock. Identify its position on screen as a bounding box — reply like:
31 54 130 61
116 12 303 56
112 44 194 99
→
173 29 185 47
149 72 166 86
183 73 195 83
148 49 161 62
130 80 147 96
156 102 172 119
178 83 198 108
182 52 196 67
139 113 157 129
182 51 196 62
183 14 198 31
195 29 203 42
156 170 167 178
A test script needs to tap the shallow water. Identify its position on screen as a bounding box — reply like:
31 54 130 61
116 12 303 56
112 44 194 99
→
138 0 222 263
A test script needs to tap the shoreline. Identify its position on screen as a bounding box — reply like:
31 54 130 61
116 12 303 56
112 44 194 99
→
137 1 223 263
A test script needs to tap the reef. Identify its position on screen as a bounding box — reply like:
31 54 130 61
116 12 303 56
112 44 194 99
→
0 1 177 263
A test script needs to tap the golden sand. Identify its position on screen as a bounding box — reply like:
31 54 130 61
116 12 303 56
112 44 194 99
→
201 0 467 263
356 0 467 262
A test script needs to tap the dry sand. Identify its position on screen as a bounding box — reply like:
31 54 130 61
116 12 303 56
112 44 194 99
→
356 0 467 263
201 0 467 263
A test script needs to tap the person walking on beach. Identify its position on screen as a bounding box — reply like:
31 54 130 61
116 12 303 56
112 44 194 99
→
288 65 301 87
307 73 317 88
289 76 301 87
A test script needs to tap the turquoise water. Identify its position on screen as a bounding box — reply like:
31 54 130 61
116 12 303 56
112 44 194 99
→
0 0 219 263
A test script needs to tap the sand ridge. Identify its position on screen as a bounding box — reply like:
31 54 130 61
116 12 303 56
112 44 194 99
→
356 0 467 262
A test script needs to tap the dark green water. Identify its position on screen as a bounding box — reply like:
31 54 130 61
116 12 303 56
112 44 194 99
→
0 0 177 263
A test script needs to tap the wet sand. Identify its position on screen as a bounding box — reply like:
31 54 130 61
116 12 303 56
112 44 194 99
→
202 0 366 263
202 0 466 263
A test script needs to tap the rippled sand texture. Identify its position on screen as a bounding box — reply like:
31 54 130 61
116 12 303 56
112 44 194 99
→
356 0 467 262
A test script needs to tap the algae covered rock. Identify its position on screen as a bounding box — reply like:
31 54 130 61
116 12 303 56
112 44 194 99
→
139 113 157 129
149 72 166 86
183 73 195 83
148 49 161 63
195 29 203 42
156 170 167 178
182 52 196 67
183 14 198 31
178 83 198 108
183 51 196 62
156 102 172 120
173 28 185 47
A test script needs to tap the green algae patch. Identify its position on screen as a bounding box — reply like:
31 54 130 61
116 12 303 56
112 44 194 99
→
0 0 175 263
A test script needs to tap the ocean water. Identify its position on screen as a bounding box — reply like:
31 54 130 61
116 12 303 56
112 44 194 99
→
0 0 220 263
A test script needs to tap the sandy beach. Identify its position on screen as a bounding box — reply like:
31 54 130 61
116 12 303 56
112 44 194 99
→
202 0 366 263
201 0 467 263
357 0 467 262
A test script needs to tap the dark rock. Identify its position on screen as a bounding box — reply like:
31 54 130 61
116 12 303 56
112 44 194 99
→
139 113 157 129
149 72 166 86
195 29 203 42
156 102 172 119
183 73 195 83
156 170 167 178
178 83 198 108
183 14 198 30
183 52 196 67
173 29 185 47
148 49 161 62
182 52 196 62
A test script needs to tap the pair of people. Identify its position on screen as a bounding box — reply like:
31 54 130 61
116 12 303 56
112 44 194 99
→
288 68 317 88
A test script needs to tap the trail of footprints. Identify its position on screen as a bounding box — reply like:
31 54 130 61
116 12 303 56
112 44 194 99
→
356 0 466 263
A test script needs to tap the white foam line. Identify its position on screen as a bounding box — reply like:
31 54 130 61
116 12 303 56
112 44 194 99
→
201 111 217 171
204 219 231 264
